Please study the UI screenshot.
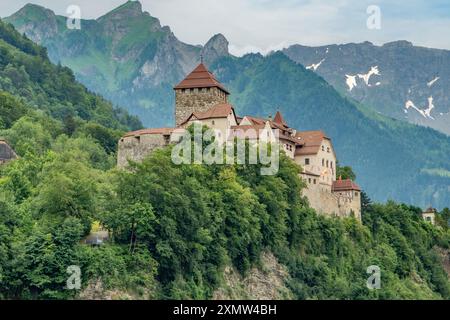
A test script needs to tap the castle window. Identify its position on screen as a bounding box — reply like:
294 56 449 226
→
322 159 325 166
163 135 170 144
182 89 186 93
327 147 330 153
305 158 310 165
322 146 325 151
308 178 311 184
207 88 210 92
330 161 333 169
135 136 141 143
326 160 329 167
212 120 215 125
313 179 317 184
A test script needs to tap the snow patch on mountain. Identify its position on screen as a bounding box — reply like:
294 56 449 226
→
306 58 325 71
404 97 435 120
345 75 357 91
344 66 381 91
427 77 440 87
358 66 380 86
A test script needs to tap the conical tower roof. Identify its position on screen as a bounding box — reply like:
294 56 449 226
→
274 111 287 127
174 63 229 94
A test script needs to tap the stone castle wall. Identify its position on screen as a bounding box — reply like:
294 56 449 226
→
175 87 228 126
301 178 361 220
117 134 169 168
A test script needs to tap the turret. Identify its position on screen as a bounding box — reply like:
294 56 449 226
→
174 63 229 126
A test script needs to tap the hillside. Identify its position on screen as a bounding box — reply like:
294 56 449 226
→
5 2 450 209
282 41 450 135
0 17 449 300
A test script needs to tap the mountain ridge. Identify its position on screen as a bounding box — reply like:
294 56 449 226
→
282 41 450 135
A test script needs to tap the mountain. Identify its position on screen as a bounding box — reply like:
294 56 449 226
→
0 18 141 132
282 41 450 135
4 2 450 209
4 1 229 126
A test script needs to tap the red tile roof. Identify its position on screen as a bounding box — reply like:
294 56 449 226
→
243 116 267 126
274 111 288 127
123 128 174 138
180 103 235 125
294 130 330 156
332 179 361 192
423 207 436 214
174 63 229 94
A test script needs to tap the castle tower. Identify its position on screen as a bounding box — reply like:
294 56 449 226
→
174 63 229 126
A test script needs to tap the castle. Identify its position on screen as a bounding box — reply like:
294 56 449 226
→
118 63 362 220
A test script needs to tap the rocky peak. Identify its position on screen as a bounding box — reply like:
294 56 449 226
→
15 3 54 18
201 33 230 65
97 1 143 22
5 3 58 44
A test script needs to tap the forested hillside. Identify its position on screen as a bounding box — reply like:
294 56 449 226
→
0 16 449 300
1 126 449 299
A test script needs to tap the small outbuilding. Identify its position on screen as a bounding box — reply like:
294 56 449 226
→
422 207 436 225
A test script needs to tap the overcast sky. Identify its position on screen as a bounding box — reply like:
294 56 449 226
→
1 0 450 56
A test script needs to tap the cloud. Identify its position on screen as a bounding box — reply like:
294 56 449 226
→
1 0 449 55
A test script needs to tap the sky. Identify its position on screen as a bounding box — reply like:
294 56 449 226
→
1 0 450 56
